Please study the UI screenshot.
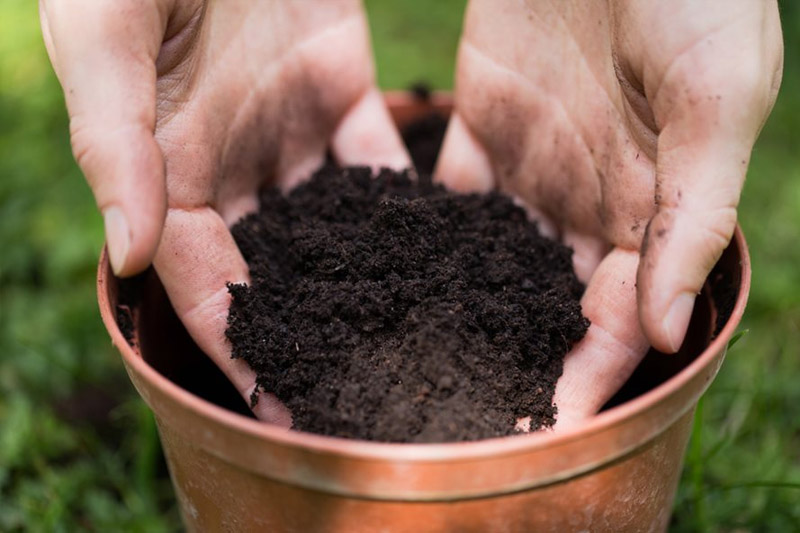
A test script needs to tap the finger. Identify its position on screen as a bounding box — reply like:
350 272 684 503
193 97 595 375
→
636 3 782 353
434 111 495 193
41 0 168 276
153 207 291 426
553 248 649 430
638 134 756 352
636 176 737 354
562 230 610 285
331 87 411 172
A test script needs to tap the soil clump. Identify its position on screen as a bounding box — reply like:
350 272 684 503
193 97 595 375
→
226 163 589 443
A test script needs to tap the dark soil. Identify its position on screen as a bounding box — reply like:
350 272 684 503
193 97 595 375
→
116 306 135 346
116 272 147 346
409 81 433 101
401 81 448 175
401 112 448 176
225 166 589 443
710 267 737 338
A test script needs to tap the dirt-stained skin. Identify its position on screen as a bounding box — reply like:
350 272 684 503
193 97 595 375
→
436 0 781 423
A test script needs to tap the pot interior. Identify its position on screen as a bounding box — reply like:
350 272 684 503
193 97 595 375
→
119 262 725 421
111 94 742 424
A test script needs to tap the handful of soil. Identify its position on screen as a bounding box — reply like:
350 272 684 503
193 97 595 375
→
226 165 589 443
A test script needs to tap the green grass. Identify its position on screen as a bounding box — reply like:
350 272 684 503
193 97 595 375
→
1 0 798 530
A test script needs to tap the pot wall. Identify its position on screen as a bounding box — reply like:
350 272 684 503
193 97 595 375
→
158 411 691 532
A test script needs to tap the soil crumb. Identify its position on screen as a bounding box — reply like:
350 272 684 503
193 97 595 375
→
226 167 589 443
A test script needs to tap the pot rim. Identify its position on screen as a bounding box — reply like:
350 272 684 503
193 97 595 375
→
97 224 750 463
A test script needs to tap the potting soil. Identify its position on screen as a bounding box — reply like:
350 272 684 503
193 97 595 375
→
401 111 448 176
226 163 590 443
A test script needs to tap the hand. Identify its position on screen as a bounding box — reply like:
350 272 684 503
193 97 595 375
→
437 0 782 428
41 0 410 422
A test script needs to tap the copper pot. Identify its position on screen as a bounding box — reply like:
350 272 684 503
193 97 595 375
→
97 92 750 532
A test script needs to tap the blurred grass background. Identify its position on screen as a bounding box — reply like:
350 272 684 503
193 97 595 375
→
0 0 797 530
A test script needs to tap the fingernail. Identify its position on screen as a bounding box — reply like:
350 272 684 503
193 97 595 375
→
662 292 696 353
104 207 130 275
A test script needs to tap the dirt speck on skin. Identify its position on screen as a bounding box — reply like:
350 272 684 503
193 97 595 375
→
226 166 589 443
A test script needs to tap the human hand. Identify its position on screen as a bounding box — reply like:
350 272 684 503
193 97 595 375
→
41 0 410 422
436 0 782 428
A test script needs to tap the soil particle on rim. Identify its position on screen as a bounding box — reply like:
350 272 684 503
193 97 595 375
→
225 166 589 443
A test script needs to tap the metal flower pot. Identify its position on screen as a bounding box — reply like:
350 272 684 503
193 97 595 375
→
96 92 750 532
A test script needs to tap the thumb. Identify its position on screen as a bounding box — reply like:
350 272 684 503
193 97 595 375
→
41 0 167 276
638 131 752 353
636 4 782 353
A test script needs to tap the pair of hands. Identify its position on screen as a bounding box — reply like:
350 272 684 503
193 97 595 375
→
42 0 782 430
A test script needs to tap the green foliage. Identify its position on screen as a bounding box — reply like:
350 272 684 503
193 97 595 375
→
0 0 177 529
670 3 800 529
366 0 467 89
1 0 798 530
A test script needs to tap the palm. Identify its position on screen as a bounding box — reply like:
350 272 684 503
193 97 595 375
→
155 1 384 223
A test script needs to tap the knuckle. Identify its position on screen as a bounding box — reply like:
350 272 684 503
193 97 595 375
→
699 206 736 257
69 116 102 179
